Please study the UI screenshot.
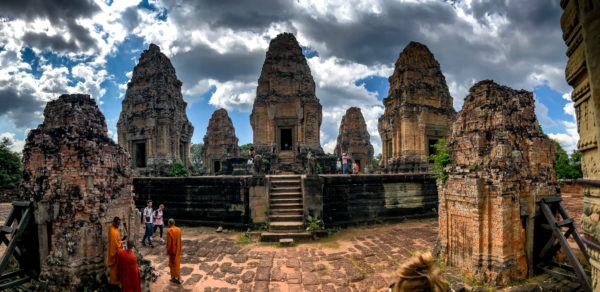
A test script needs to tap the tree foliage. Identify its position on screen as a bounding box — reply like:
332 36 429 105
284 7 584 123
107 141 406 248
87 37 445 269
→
0 138 22 189
372 153 382 169
168 161 189 177
427 139 452 182
553 140 582 179
190 143 203 170
240 143 253 157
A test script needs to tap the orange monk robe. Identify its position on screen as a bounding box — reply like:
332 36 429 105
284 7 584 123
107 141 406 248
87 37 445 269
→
107 225 123 284
116 249 141 292
166 225 182 278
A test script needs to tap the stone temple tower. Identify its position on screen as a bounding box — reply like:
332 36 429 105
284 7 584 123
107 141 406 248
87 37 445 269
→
117 44 194 176
378 41 456 173
250 33 324 173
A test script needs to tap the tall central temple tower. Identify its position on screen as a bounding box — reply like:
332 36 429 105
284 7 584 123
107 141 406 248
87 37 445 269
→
250 33 324 173
378 42 456 173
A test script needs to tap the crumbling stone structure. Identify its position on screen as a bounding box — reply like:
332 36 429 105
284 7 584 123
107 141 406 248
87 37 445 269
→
560 1 600 288
21 94 139 290
117 44 194 176
201 108 240 175
437 81 559 285
333 107 374 173
250 33 325 173
378 42 456 173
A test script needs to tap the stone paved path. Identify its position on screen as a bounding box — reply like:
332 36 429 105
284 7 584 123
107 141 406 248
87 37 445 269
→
140 220 437 292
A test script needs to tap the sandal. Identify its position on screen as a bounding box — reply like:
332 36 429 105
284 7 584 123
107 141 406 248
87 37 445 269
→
170 278 182 284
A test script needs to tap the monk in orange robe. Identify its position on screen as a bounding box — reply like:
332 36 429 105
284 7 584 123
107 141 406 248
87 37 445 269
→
166 218 182 284
107 217 123 285
116 239 141 292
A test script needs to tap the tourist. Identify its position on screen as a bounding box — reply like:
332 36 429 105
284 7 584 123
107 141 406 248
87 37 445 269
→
352 161 357 174
356 162 360 174
389 252 447 292
342 153 349 174
247 157 253 167
116 239 141 292
166 218 182 284
141 200 154 248
336 158 342 174
153 204 165 244
249 146 255 158
107 216 123 285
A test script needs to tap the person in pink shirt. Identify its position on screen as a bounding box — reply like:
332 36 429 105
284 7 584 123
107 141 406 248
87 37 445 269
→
153 204 165 244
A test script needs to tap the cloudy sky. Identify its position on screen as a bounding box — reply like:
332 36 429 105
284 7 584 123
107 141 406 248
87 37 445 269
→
0 0 578 155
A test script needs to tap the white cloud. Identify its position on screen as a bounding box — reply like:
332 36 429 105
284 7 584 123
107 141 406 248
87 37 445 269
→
1 132 25 153
207 80 257 112
564 102 576 119
548 121 579 154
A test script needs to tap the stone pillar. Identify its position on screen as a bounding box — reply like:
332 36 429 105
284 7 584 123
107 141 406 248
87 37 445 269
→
561 0 600 289
21 94 138 291
437 81 559 285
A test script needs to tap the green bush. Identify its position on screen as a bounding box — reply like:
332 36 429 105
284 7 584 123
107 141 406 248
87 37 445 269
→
427 139 452 182
0 138 22 189
306 217 322 231
553 141 582 179
168 161 189 177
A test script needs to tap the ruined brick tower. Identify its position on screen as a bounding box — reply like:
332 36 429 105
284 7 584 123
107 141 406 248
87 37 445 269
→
250 32 324 173
21 94 139 290
117 43 194 176
201 108 240 175
378 41 456 173
437 81 559 285
334 107 374 173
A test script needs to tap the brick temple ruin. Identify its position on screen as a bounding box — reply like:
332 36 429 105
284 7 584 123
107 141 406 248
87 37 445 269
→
378 42 456 173
20 94 139 290
117 44 194 176
333 107 374 173
437 81 560 284
250 33 327 174
561 0 600 289
201 108 241 175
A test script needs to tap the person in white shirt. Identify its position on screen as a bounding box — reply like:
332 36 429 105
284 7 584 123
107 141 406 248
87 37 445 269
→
141 200 154 248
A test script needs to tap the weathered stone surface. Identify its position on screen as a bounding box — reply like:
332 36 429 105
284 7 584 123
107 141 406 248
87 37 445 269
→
333 107 374 173
560 1 600 290
21 94 139 291
117 43 194 176
250 32 325 173
378 41 456 173
437 80 559 285
201 108 240 175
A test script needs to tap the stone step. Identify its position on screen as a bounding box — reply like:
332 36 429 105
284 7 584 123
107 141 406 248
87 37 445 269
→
269 221 304 232
261 232 312 242
270 186 301 191
270 203 303 210
270 198 302 205
270 208 303 215
270 191 302 197
270 178 301 183
269 214 303 222
270 193 302 200
279 238 294 246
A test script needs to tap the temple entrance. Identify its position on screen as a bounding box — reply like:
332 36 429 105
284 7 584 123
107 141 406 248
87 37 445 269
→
355 159 361 172
280 128 293 151
213 160 221 173
134 141 146 168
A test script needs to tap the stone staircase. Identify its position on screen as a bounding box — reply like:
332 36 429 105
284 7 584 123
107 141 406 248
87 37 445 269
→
276 151 295 174
261 175 312 242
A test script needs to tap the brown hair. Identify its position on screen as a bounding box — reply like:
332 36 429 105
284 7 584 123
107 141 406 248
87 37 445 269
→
392 252 446 292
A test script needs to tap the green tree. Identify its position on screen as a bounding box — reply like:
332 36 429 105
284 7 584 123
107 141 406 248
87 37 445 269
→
168 161 189 177
0 138 22 189
427 139 452 182
372 153 382 169
240 143 253 157
190 143 203 169
553 140 583 179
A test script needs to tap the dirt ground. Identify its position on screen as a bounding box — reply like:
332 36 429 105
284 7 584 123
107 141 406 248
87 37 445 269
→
0 195 586 291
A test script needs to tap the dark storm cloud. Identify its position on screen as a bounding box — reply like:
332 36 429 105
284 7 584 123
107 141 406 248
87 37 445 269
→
163 0 294 32
171 43 265 86
0 87 44 128
0 0 101 52
121 6 141 32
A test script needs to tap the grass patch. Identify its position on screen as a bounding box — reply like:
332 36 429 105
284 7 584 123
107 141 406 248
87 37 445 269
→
302 236 340 249
235 233 255 245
